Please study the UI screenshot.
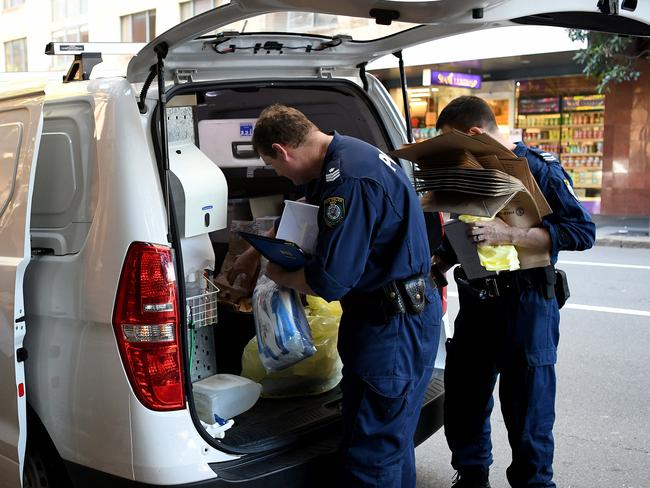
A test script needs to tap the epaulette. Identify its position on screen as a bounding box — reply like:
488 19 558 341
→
528 146 559 164
324 157 342 183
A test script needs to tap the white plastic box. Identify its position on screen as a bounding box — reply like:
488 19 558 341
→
198 119 265 167
193 374 262 424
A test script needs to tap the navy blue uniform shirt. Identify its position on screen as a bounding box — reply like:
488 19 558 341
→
303 133 431 301
437 142 595 266
513 142 595 264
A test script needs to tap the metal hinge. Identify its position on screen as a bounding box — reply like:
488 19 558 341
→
318 67 336 79
174 69 197 84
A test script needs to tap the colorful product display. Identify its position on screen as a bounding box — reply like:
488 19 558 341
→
516 95 605 206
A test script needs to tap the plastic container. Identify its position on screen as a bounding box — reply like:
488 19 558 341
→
193 374 262 424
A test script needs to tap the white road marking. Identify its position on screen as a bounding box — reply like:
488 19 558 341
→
562 303 650 317
446 291 650 317
557 260 650 271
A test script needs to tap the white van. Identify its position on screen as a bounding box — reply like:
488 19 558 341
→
2 1 649 487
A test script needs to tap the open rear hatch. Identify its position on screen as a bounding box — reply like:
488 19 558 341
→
127 0 650 84
135 0 650 462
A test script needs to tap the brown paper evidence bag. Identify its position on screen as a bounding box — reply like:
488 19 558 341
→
390 129 553 270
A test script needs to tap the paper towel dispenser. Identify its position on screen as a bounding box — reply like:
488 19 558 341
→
169 141 228 238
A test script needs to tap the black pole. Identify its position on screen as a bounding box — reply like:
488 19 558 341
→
155 42 172 242
393 50 413 143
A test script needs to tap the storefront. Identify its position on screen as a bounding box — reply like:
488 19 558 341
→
515 76 605 214
385 70 516 142
374 62 607 214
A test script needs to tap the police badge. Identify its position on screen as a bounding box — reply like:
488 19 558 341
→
323 197 345 227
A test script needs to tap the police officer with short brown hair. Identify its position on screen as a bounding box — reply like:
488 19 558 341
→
434 96 595 488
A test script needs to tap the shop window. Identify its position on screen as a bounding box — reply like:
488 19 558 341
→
4 38 27 72
121 9 156 43
515 84 605 214
486 99 509 127
180 0 228 21
51 0 87 22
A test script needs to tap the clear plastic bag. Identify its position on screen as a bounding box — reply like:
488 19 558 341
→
242 295 342 398
252 275 316 372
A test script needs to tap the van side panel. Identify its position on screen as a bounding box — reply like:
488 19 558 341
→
31 100 98 255
24 79 236 486
24 80 169 481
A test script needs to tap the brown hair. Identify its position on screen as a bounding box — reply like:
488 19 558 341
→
436 96 499 133
252 104 317 158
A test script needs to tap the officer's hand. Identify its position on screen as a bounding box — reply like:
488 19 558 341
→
227 247 261 292
265 262 288 287
469 218 513 246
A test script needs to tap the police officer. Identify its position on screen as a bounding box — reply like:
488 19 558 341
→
432 96 595 488
251 104 442 487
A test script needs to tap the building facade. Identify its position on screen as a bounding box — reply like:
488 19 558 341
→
0 0 228 73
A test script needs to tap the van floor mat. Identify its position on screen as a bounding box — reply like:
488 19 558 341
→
216 386 343 453
215 369 444 454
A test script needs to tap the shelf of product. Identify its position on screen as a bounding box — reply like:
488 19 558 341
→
565 168 603 188
518 97 560 115
516 94 606 199
412 127 437 142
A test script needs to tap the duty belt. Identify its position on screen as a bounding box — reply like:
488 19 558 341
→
341 274 429 324
455 265 556 300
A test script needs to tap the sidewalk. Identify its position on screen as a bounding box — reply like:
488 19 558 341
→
593 215 650 249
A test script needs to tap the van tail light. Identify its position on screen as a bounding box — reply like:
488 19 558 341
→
112 242 185 411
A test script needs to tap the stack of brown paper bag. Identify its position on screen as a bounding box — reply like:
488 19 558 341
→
390 130 553 270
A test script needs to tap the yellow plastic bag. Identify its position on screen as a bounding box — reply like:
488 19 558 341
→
241 295 342 398
459 215 520 272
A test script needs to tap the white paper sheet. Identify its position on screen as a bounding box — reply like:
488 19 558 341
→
276 200 319 254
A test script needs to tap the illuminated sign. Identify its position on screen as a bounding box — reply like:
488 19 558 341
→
431 71 482 89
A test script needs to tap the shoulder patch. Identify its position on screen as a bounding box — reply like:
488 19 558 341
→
325 166 341 183
323 197 345 227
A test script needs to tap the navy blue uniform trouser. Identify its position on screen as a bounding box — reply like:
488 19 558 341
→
339 289 441 487
444 275 559 488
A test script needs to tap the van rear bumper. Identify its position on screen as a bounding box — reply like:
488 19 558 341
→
66 370 444 487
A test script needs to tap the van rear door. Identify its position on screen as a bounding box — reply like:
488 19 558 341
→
0 83 44 487
126 0 650 83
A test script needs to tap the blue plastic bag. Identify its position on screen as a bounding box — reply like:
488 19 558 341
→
252 275 316 372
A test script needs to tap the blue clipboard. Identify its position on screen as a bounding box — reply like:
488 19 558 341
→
238 231 308 271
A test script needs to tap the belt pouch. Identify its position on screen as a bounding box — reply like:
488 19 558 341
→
554 269 570 309
382 281 406 315
397 276 427 314
541 266 557 300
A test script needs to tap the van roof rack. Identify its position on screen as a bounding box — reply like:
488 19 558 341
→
44 42 145 83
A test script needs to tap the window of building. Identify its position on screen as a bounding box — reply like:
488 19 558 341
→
179 0 228 21
3 0 25 9
50 25 89 69
51 0 88 22
121 9 156 42
4 38 27 72
220 12 404 40
286 12 338 32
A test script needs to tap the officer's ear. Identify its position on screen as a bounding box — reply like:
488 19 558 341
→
271 143 290 163
467 126 485 136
